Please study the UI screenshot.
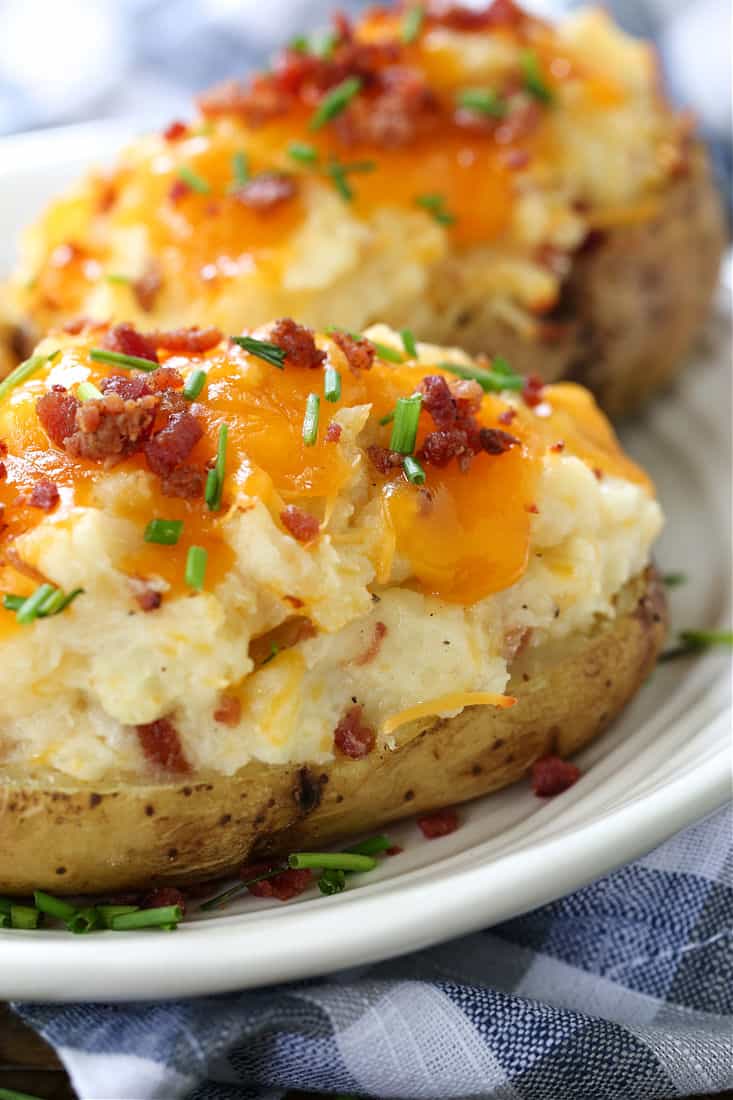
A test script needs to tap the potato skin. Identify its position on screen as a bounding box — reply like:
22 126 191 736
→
412 146 726 417
0 569 666 895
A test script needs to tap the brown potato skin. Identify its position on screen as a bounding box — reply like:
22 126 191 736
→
398 146 726 417
0 569 666 895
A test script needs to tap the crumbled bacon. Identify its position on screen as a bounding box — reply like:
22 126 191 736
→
141 886 187 913
214 694 242 726
495 101 542 146
133 262 163 313
131 579 162 612
367 445 405 476
280 505 320 543
419 375 456 429
159 463 206 500
334 704 376 759
417 807 460 838
147 366 185 392
426 0 526 31
332 331 375 373
62 317 91 335
144 408 203 477
233 173 298 212
26 477 60 511
325 421 343 443
335 68 440 148
479 427 520 455
420 428 471 468
168 178 192 204
353 620 388 666
103 323 158 364
136 717 189 774
36 388 81 448
197 77 291 127
163 120 188 142
151 327 222 355
498 407 517 425
449 378 484 417
522 374 546 407
239 862 313 902
531 755 581 797
0 463 6 482
270 319 326 370
100 374 152 401
66 392 159 463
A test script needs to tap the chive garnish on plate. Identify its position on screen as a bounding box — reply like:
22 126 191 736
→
110 905 183 931
660 629 733 662
390 395 423 454
319 868 347 895
33 890 76 921
144 519 184 546
662 572 687 588
302 393 321 446
10 905 40 930
309 76 363 131
288 851 378 873
89 348 158 372
232 335 286 369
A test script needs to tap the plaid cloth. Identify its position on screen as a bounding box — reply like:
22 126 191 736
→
15 804 733 1100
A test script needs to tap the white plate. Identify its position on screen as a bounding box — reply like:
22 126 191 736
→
0 123 730 1003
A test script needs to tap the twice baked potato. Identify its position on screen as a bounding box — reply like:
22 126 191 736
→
3 1 725 415
0 316 665 892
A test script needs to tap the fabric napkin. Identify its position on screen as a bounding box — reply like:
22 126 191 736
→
14 803 733 1100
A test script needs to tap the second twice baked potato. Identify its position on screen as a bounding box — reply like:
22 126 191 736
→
0 316 665 892
3 1 725 415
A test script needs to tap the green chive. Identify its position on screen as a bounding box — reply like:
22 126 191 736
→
401 329 418 358
309 76 363 131
200 866 289 911
346 834 392 857
33 890 76 921
185 546 208 591
437 360 523 393
105 272 132 285
415 192 456 226
318 868 347 895
401 4 425 44
110 905 182 931
373 341 405 364
177 165 211 194
662 572 687 588
2 595 25 612
183 368 207 401
0 354 47 401
144 518 183 546
0 1087 46 1100
390 395 423 454
37 588 66 617
77 380 103 402
96 905 139 929
660 629 733 662
232 335 286 369
205 423 229 512
288 141 320 166
263 642 280 664
329 163 354 201
314 29 338 59
16 583 56 625
490 355 515 377
403 455 426 485
10 905 40 930
67 907 101 935
89 348 158 372
324 367 341 403
288 851 377 873
303 393 320 446
43 587 84 616
379 410 395 426
521 49 553 103
457 88 507 117
231 150 250 187
0 898 11 914
289 34 310 53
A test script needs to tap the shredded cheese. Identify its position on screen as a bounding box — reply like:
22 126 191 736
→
382 691 516 736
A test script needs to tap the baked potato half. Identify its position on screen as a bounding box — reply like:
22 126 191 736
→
0 319 664 894
3 2 725 415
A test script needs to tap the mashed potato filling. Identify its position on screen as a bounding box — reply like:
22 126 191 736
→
0 323 661 782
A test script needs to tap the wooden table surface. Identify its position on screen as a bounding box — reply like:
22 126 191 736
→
1 1004 729 1100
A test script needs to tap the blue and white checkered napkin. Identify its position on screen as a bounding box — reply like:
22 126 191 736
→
15 804 733 1100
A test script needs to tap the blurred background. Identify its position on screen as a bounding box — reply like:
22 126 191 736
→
0 0 730 202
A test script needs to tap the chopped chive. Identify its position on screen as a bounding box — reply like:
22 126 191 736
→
490 355 515 377
16 584 56 625
0 1087 47 1100
660 629 733 662
288 141 319 166
401 4 425 44
67 907 101 935
379 410 395 426
33 890 76 921
289 851 377 873
200 866 290 910
373 341 405 364
177 165 211 194
205 469 219 509
3 595 25 612
89 348 158 372
96 905 139 929
346 834 392 857
314 29 338 59
415 192 456 226
232 335 286 369
205 423 229 512
319 868 347 895
37 588 67 617
10 905 40 930
44 587 84 616
105 272 132 285
309 76 363 131
403 455 426 485
0 897 12 913
110 905 182 930
438 360 523 393
0 354 47 401
144 518 184 546
457 87 507 117
662 572 687 588
46 349 62 363
185 546 208 591
302 393 320 446
390 395 423 454
329 163 354 201
324 366 341 403
76 380 103 402
231 150 250 187
289 34 310 53
521 49 553 103
183 367 206 401
401 329 418 358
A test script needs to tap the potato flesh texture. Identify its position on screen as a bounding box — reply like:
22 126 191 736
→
0 569 666 895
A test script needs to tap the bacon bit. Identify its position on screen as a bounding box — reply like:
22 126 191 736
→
531 755 581 797
522 374 545 408
131 580 162 612
417 807 460 839
526 503 539 514
163 120 188 142
280 505 320 543
168 178 192 204
336 69 440 148
593 467 604 481
100 374 152 401
197 78 290 127
62 317 92 335
136 717 189 774
479 428 520 455
367 445 404 476
270 319 326 370
160 463 206 500
36 388 81 448
239 862 313 902
284 594 304 609
334 704 376 759
332 331 375 372
495 101 542 146
103 322 158 364
67 392 160 464
550 440 565 453
0 463 6 482
144 409 203 477
152 327 222 355
498 407 517 425
97 181 118 214
214 694 242 726
427 0 526 31
232 172 298 212
141 886 187 913
419 374 456 429
501 148 531 171
449 378 483 417
420 428 471 468
386 845 403 857
354 620 388 666
133 262 163 313
325 421 343 443
0 443 6 458
25 477 60 511
147 366 185 392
